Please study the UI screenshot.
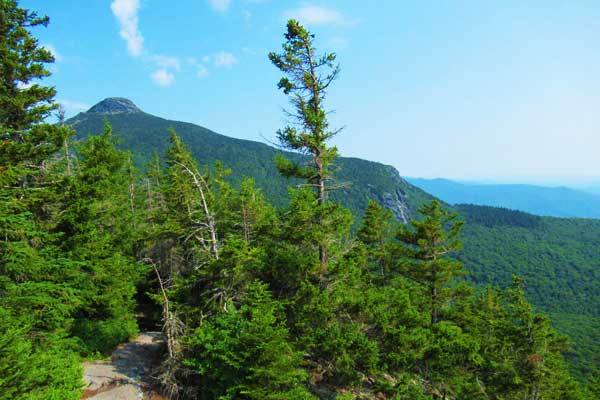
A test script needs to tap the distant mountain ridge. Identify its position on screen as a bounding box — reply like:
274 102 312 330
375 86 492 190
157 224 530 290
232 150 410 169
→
408 177 600 218
67 98 433 223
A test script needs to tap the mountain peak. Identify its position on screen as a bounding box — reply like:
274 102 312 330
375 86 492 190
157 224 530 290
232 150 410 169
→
87 97 141 115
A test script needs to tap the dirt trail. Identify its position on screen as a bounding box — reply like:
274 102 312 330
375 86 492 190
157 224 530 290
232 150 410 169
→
82 332 166 400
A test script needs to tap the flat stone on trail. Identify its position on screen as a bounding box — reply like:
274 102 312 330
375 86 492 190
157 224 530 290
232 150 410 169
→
85 384 144 400
82 332 165 399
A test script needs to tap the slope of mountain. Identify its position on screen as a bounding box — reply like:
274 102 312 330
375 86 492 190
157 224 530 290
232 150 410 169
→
408 177 600 218
68 98 433 223
68 98 600 378
457 204 600 377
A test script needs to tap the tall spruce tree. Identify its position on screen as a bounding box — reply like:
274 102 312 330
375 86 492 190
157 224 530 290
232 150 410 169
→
0 0 71 186
0 2 83 398
0 0 56 132
269 19 342 269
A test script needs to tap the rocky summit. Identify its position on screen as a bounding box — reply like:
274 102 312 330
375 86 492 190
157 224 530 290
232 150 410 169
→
86 97 141 115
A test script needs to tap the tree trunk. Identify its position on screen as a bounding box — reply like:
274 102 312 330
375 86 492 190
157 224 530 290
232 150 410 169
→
175 161 219 260
148 260 184 399
63 138 71 176
316 154 328 273
431 285 438 325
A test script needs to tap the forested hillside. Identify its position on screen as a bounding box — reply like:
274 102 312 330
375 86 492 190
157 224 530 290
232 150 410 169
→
457 204 600 379
2 2 600 399
67 101 432 224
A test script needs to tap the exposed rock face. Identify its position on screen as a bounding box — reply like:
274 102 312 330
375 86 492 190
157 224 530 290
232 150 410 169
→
385 167 412 223
367 166 412 224
86 97 141 115
380 189 410 224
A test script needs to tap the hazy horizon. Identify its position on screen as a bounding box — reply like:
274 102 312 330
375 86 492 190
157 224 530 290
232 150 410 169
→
407 175 600 187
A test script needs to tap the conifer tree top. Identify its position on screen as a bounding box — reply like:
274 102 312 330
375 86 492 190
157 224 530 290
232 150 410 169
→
0 0 56 131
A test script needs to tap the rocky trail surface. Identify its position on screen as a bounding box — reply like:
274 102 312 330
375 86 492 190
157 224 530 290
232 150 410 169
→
82 332 166 399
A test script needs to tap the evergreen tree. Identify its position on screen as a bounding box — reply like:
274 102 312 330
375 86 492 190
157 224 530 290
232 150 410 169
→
588 374 600 399
396 200 465 325
57 122 141 353
459 287 522 397
165 130 220 262
184 281 315 400
0 0 70 192
356 200 394 279
269 19 342 268
0 2 83 398
505 276 583 399
0 0 56 132
0 308 83 400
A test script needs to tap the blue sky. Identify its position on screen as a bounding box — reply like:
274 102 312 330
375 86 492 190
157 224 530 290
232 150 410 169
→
23 0 600 184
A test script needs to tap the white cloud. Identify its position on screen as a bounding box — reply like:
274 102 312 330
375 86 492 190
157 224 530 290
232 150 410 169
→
58 99 90 115
43 44 62 62
109 2 183 86
208 0 231 13
197 65 210 78
111 0 144 56
284 6 357 27
151 69 175 87
214 51 237 69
